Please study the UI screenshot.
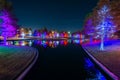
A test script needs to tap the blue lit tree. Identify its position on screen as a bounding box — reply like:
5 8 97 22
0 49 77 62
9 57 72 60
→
96 5 116 50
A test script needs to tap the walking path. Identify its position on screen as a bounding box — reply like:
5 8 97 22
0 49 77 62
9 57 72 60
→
0 45 37 80
83 40 120 80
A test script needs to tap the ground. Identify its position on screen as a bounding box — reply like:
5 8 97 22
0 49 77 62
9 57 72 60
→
83 40 120 79
0 45 37 80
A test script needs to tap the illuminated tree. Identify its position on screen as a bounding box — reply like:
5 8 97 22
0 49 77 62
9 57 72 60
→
0 10 18 42
87 0 117 50
110 0 120 37
95 5 115 50
0 0 18 44
83 13 95 43
33 30 39 36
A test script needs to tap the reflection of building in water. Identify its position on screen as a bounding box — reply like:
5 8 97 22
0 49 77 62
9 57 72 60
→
63 40 68 46
34 40 69 48
60 40 69 46
6 40 32 46
6 41 13 45
14 41 19 45
45 41 59 48
5 39 84 47
48 41 59 48
21 41 25 46
28 40 32 46
73 39 83 44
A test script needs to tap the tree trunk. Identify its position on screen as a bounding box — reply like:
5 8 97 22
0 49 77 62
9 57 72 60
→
4 35 7 45
90 36 93 44
100 36 104 51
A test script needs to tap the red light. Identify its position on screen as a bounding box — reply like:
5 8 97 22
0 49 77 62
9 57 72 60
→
63 40 68 46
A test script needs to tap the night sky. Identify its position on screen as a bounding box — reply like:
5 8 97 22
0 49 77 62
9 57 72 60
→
10 0 98 32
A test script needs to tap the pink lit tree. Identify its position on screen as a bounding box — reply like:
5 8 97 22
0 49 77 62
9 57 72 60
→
0 9 18 43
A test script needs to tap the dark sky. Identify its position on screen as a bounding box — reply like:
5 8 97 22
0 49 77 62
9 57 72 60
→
10 0 98 32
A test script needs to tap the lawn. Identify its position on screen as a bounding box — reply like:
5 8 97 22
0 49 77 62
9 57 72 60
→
83 40 120 79
0 45 37 80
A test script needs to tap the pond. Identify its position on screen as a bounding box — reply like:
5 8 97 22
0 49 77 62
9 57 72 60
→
5 39 107 80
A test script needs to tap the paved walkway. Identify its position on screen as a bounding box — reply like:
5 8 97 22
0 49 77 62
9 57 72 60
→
0 45 37 80
83 40 120 80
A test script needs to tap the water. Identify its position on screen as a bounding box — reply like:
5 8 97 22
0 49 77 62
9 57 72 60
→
5 40 107 80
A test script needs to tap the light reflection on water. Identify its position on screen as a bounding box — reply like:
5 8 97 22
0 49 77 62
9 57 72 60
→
5 39 107 80
6 40 72 48
85 58 106 80
6 39 80 47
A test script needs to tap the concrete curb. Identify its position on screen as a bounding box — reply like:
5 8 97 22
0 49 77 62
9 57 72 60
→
82 46 118 80
16 48 39 80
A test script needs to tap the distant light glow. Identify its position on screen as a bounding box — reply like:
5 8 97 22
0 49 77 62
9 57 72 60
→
73 34 80 38
56 41 59 45
21 41 25 46
21 32 25 38
73 40 80 44
56 33 59 38
68 31 70 34
52 31 54 34
41 41 47 48
28 40 32 46
29 31 32 36
63 40 68 46
15 41 19 45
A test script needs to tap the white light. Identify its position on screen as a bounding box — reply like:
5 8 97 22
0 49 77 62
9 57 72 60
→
21 32 25 38
21 41 25 46
56 41 59 45
29 40 32 46
56 33 59 38
68 31 70 34
29 31 32 36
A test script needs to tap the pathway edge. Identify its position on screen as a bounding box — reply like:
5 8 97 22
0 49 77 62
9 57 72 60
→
16 48 39 80
82 46 118 80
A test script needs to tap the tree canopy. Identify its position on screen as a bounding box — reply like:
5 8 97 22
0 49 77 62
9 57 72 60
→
0 0 18 41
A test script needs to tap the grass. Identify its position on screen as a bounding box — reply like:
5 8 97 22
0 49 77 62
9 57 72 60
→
0 45 37 80
83 40 120 79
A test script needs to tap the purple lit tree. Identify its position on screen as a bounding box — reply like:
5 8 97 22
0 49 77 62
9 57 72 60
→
95 5 116 50
33 30 39 36
83 13 95 43
0 9 18 43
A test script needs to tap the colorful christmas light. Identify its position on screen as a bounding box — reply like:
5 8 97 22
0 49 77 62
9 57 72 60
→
96 5 116 50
